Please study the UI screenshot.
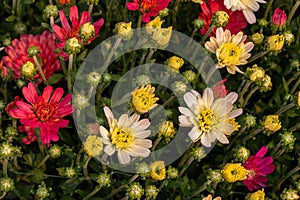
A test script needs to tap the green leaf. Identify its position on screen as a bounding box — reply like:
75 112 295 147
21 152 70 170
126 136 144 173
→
61 177 85 191
6 15 16 22
47 74 65 85
22 0 35 4
282 77 289 93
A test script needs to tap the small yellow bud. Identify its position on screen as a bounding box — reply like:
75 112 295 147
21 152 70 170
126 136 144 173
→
211 11 229 27
150 161 166 181
297 91 300 107
267 34 284 51
261 75 272 92
250 33 264 44
248 189 265 200
152 27 173 46
113 22 133 40
263 115 281 132
84 135 103 157
247 64 265 82
131 84 158 114
79 22 95 41
166 56 184 70
21 61 36 78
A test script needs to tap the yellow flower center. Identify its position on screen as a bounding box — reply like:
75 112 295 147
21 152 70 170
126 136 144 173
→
226 118 240 132
197 108 215 133
131 85 158 114
150 161 166 181
21 61 36 77
111 127 134 149
217 43 243 66
221 163 248 183
80 22 95 39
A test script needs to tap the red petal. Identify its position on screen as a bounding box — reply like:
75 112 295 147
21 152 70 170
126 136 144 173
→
59 10 71 32
126 2 139 10
42 85 53 103
79 11 90 25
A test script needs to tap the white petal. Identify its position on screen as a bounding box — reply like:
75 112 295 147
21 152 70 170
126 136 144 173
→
227 108 243 119
184 92 198 111
244 42 254 52
99 126 110 140
132 138 152 148
130 113 140 123
217 122 234 134
201 134 212 147
133 119 150 130
118 150 131 164
179 116 193 126
178 107 195 117
104 145 115 156
243 9 256 24
225 92 238 104
118 114 129 127
128 145 151 157
214 130 229 144
134 130 151 138
247 1 259 12
203 88 214 107
103 106 114 128
188 127 201 141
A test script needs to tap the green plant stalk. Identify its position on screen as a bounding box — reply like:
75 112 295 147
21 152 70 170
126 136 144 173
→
290 75 300 94
179 156 194 176
287 0 300 25
247 51 269 63
88 4 94 15
33 55 48 85
83 156 92 181
275 103 296 115
238 81 251 105
67 54 74 93
277 166 300 191
35 128 45 155
263 0 275 20
76 147 84 167
107 174 139 199
189 181 211 199
242 85 259 107
36 154 50 169
151 136 162 151
0 192 7 200
241 128 263 143
200 24 215 44
137 14 142 29
270 141 281 156
3 159 8 177
83 185 102 200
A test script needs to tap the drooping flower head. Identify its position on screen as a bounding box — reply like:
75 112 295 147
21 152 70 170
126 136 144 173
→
1 31 61 83
224 0 266 24
242 146 275 191
178 88 243 147
52 6 104 56
99 106 152 164
212 79 228 98
126 0 172 23
205 28 254 74
9 82 73 145
272 8 287 26
198 0 247 36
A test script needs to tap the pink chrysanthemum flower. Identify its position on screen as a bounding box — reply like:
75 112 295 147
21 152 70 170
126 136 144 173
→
52 6 104 56
212 79 229 98
126 0 172 23
9 82 73 145
1 31 61 83
18 126 37 145
242 146 275 191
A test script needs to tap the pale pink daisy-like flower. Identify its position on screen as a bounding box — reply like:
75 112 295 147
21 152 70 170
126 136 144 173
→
205 27 254 74
224 0 266 24
178 88 242 147
99 106 152 164
1 31 61 83
9 82 73 145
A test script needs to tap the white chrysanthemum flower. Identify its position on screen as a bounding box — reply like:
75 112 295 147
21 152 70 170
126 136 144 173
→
205 28 254 74
178 88 243 147
224 0 266 24
99 106 152 164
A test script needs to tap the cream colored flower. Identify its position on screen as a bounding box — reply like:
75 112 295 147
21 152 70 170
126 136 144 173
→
205 28 254 74
203 194 222 200
178 88 243 147
99 106 152 164
224 0 266 24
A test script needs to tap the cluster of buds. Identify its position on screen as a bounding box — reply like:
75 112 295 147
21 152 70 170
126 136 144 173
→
126 182 144 200
243 113 257 128
246 64 272 92
64 37 82 55
167 166 179 179
135 75 151 86
233 146 250 162
21 61 36 78
0 142 22 160
96 173 111 187
73 93 89 110
34 181 52 200
171 81 188 96
279 130 296 151
0 177 15 192
145 185 159 200
48 144 62 158
136 162 151 179
57 166 77 178
280 187 299 200
79 23 95 41
44 5 59 18
86 0 99 5
207 169 223 183
113 22 133 40
183 70 197 83
191 146 206 162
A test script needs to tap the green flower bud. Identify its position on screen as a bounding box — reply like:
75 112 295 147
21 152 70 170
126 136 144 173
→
0 142 22 160
243 113 256 128
48 144 62 158
73 94 89 110
16 79 26 88
102 73 112 83
36 181 51 199
159 8 169 18
57 167 76 178
86 0 99 5
0 177 15 192
87 71 102 86
290 59 300 71
280 131 296 151
167 166 179 179
136 162 151 179
21 61 37 78
171 81 187 96
258 19 268 26
284 31 295 46
192 18 204 29
64 37 81 55
250 33 264 44
207 169 223 183
14 23 27 34
44 5 59 18
3 37 12 46
96 173 111 187
280 187 299 200
233 146 250 162
135 75 151 86
127 182 144 200
183 70 197 83
113 22 133 40
79 22 95 41
145 185 159 200
191 146 206 162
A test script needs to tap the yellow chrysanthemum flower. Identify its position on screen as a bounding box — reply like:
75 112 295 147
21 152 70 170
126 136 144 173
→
113 22 133 40
248 189 265 200
150 161 166 181
131 84 159 114
263 115 281 132
221 163 248 183
166 56 184 70
84 135 103 157
205 28 254 74
267 35 284 51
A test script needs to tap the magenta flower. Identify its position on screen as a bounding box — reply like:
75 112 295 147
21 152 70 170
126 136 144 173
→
1 31 61 83
272 8 287 26
9 82 73 145
126 0 172 23
52 6 104 56
242 146 275 191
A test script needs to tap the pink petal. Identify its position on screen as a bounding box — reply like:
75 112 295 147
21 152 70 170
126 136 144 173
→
15 101 34 112
94 18 105 35
52 24 65 41
256 146 268 157
50 88 64 104
142 13 151 23
22 83 38 105
69 6 79 26
79 11 90 26
42 85 53 103
126 2 139 10
59 10 71 32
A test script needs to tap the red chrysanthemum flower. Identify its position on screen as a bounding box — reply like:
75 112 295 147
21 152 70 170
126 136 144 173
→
242 146 275 191
18 125 37 145
1 31 61 83
198 0 247 36
272 8 287 26
126 0 171 23
212 79 228 98
9 82 73 145
52 5 104 56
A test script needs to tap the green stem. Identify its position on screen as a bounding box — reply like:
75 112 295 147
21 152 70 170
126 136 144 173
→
241 128 263 143
83 156 92 181
83 185 102 200
275 103 296 115
290 76 300 94
33 55 47 85
35 128 45 155
242 86 259 107
270 141 281 156
145 49 156 63
106 174 139 199
36 154 50 168
277 166 300 191
76 147 84 166
200 25 215 44
238 81 251 105
67 54 74 93
137 15 142 28
288 123 300 132
263 0 275 20
151 136 162 151
3 159 8 177
179 156 194 176
0 192 7 200
188 181 211 199
50 16 54 27
287 0 300 26
247 51 269 63
3 80 8 103
88 4 94 15
178 150 191 168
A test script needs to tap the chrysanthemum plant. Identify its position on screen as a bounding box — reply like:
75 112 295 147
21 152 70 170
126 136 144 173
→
0 0 299 199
